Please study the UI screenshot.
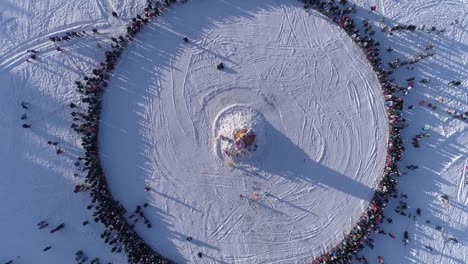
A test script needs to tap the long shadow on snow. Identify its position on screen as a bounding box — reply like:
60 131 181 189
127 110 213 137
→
347 4 467 264
99 0 299 263
236 113 377 202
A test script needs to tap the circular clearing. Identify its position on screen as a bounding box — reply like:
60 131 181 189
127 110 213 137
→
100 0 388 263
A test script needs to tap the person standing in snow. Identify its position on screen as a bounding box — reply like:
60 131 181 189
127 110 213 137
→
403 231 409 245
377 256 384 264
449 80 461 86
21 101 29 109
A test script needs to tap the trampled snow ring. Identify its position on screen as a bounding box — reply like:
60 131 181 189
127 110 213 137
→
213 104 267 161
99 0 389 263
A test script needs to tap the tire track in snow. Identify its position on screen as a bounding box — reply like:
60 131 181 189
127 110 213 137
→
209 204 243 238
181 53 199 145
100 1 388 261
93 0 108 19
0 20 109 70
412 0 460 15
457 158 467 204
281 7 311 76
169 55 190 138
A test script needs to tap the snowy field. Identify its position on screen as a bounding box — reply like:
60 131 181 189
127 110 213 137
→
0 0 466 264
99 0 387 262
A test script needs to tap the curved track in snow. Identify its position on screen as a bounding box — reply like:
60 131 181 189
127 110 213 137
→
100 0 388 262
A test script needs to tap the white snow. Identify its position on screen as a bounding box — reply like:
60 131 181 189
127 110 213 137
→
0 0 466 264
0 0 146 263
100 1 387 262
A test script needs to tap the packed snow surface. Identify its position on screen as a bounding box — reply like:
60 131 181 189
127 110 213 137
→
0 0 466 263
99 0 387 262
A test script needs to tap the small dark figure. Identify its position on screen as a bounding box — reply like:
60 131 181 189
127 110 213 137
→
5 260 13 264
447 237 458 243
408 105 414 109
424 245 433 251
186 236 193 241
22 124 31 128
69 102 76 108
183 37 189 43
75 250 84 261
50 223 65 233
449 81 461 86
21 101 29 109
112 11 118 17
441 194 449 202
43 246 52 251
92 28 98 33
56 148 63 154
143 202 148 207
82 220 89 226
407 25 417 31
56 47 64 52
377 255 384 264
216 63 224 70
197 252 203 258
403 231 409 245
21 113 27 120
416 208 421 216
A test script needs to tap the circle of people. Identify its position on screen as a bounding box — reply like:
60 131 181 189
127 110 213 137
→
16 0 464 264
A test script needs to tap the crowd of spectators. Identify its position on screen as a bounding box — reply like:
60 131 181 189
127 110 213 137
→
13 0 462 263
299 0 409 263
63 0 447 263
68 0 185 263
